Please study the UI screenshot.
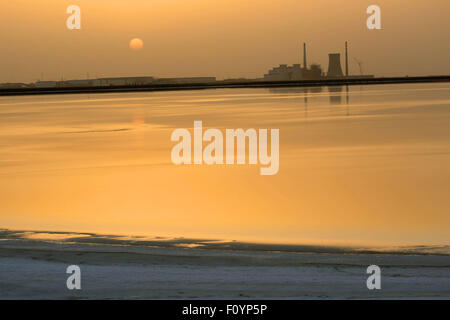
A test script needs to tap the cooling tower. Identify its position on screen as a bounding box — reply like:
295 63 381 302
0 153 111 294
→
327 53 344 78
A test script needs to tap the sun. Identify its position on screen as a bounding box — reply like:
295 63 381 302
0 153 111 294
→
129 38 144 51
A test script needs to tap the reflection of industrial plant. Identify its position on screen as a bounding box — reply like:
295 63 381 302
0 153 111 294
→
264 42 374 81
268 85 351 118
269 85 350 106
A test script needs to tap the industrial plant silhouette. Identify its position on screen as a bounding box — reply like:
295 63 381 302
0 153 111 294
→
264 42 373 81
5 40 448 96
0 41 373 90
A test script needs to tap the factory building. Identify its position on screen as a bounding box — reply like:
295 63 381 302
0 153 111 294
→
94 76 155 86
0 83 29 88
33 76 217 88
265 41 374 81
61 79 95 87
35 81 59 88
264 43 322 81
264 64 302 81
35 77 155 88
154 77 216 84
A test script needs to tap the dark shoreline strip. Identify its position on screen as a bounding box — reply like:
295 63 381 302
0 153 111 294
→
1 75 449 97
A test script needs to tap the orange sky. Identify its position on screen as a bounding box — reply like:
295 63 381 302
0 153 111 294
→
0 0 449 82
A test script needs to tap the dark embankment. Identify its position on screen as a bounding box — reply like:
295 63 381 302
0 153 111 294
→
1 75 449 97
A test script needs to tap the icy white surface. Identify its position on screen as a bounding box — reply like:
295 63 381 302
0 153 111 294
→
1 244 449 299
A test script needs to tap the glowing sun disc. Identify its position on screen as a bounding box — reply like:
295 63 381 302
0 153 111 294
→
129 38 144 51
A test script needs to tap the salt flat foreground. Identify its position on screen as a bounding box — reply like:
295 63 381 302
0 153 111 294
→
0 232 449 299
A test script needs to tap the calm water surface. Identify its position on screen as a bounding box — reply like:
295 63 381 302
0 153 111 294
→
1 83 449 245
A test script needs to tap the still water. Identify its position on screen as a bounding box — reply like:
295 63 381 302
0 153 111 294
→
1 83 449 245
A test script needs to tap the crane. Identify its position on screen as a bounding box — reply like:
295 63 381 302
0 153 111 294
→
354 58 363 75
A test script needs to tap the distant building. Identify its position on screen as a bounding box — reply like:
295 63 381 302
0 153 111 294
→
0 83 29 89
35 81 58 88
61 79 94 87
34 77 155 88
94 76 155 86
264 43 322 81
33 76 218 88
264 63 322 81
154 77 216 84
264 64 299 81
221 78 261 83
264 42 375 81
302 64 322 80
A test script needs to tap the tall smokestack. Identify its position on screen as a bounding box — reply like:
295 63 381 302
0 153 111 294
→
345 41 349 77
303 43 307 69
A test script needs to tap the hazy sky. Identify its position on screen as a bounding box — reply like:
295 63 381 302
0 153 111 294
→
1 0 449 83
